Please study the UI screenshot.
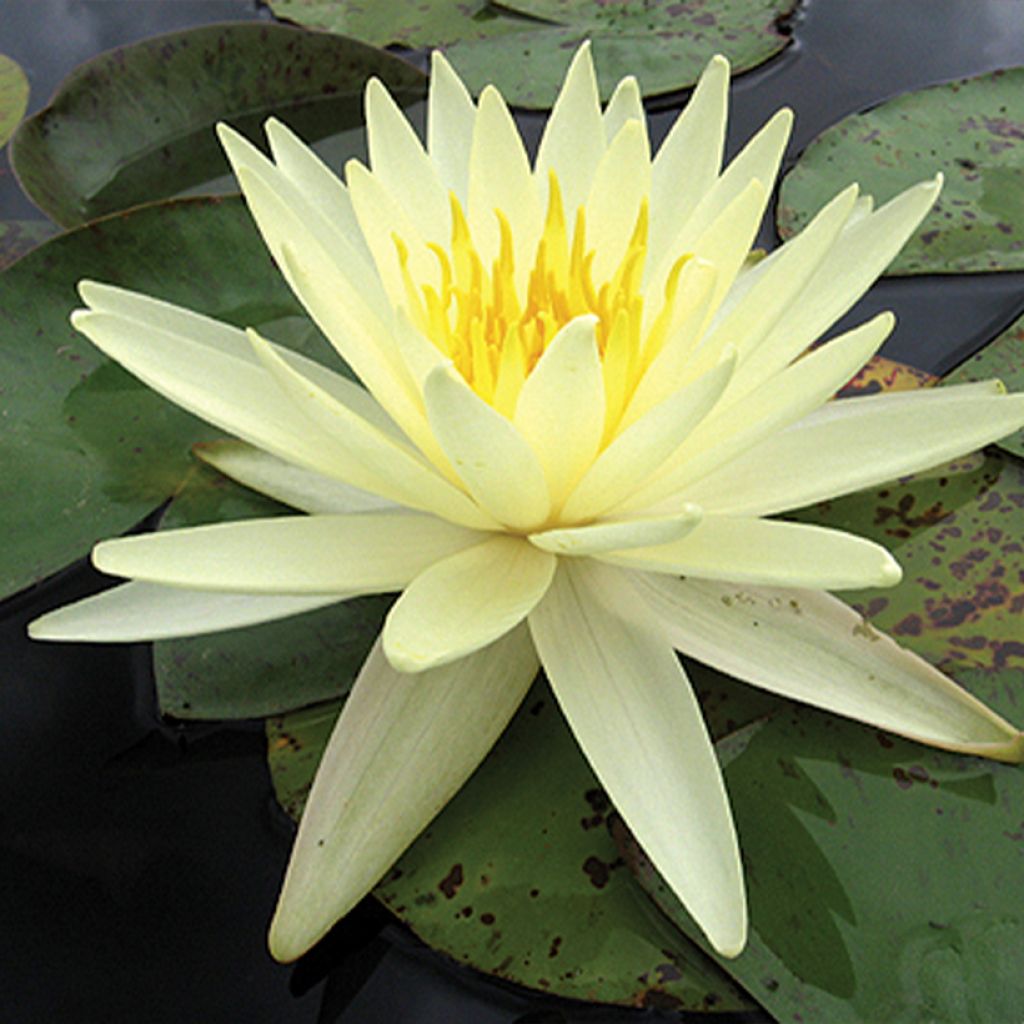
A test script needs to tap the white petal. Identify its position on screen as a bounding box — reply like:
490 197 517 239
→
270 626 539 961
529 507 701 556
383 536 555 671
619 312 894 513
92 512 484 594
562 355 735 522
600 516 902 590
366 77 450 245
637 575 1024 762
513 316 605 506
529 561 746 957
534 41 606 219
195 441 398 514
28 581 342 642
424 367 550 530
648 55 729 272
248 327 496 529
686 382 1024 516
730 177 941 399
428 50 476 203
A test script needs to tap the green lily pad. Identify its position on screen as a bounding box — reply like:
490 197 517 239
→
0 53 29 148
267 669 772 1013
9 24 425 227
153 461 393 720
268 0 795 108
623 665 1024 1024
0 220 58 270
266 0 523 46
0 195 310 600
794 449 1024 675
945 310 1024 459
778 67 1024 275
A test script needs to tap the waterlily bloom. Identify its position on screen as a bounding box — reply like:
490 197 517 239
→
30 45 1024 963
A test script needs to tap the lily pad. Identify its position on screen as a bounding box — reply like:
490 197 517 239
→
795 449 1024 676
778 67 1024 275
0 53 29 147
944 309 1024 459
267 670 772 1013
0 195 309 600
266 0 522 46
268 0 796 107
0 220 57 270
624 666 1024 1024
153 461 393 720
9 24 425 227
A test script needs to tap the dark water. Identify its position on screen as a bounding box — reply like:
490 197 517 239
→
1 1 1023 1022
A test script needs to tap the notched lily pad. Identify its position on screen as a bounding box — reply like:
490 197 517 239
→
153 461 392 720
267 677 759 1013
9 23 425 227
625 675 1024 1024
779 66 1024 275
944 309 1024 459
0 53 29 147
0 195 306 600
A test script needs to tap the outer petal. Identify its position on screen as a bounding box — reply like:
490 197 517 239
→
529 561 746 957
599 516 902 590
383 536 555 671
686 382 1024 516
365 77 450 245
195 441 398 515
424 367 551 531
92 512 483 594
603 75 647 149
248 328 497 529
648 54 729 272
428 50 476 203
534 41 606 219
513 316 605 507
728 177 941 400
269 627 539 961
636 575 1024 762
28 581 342 642
619 312 894 513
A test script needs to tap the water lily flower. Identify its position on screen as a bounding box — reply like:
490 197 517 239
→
30 45 1024 963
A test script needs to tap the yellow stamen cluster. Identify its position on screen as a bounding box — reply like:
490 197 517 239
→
396 174 690 427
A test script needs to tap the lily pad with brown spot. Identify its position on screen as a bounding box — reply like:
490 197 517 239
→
778 67 1024 275
945 308 1024 459
622 664 1024 1024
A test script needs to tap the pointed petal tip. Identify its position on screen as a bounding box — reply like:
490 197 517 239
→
710 927 748 960
880 554 903 587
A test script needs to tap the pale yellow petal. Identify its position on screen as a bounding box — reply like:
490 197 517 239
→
424 367 550 530
513 316 605 507
529 561 746 957
269 627 539 961
637 575 1024 762
529 507 701 556
93 512 483 594
29 582 342 642
428 49 477 203
600 516 902 590
603 75 646 148
383 536 555 671
534 41 606 218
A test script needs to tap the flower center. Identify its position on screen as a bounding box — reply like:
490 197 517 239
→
395 175 691 430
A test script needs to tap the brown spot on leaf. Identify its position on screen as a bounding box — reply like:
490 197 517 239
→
438 863 463 899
